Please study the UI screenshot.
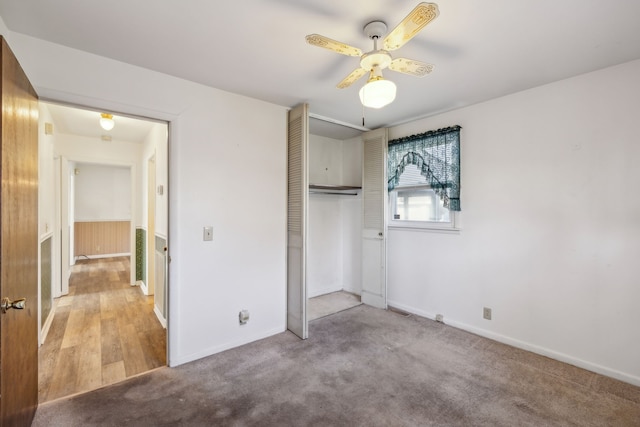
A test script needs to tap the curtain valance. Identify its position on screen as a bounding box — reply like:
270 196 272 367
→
388 125 461 211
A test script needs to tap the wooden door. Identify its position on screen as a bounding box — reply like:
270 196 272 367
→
0 37 39 425
361 128 388 309
286 103 308 339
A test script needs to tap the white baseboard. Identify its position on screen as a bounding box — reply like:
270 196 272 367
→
361 290 385 309
154 305 167 329
387 299 640 388
139 281 149 295
342 285 362 295
170 326 284 367
308 285 342 298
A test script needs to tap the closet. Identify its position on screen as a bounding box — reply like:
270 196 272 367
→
287 104 388 339
307 116 364 321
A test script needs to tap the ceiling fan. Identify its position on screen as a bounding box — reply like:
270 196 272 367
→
306 2 439 109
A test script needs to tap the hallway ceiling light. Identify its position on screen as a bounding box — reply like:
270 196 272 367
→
99 113 115 131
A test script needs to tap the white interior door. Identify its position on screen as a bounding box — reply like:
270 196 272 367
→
361 128 388 309
287 103 309 339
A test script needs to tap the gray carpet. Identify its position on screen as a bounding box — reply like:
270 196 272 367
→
33 305 640 426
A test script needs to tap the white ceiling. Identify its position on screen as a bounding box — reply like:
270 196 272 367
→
44 101 356 142
3 1 640 135
43 102 159 143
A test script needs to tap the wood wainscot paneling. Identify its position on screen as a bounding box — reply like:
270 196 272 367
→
74 221 131 258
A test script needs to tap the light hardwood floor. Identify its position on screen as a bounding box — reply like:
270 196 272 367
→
39 256 166 402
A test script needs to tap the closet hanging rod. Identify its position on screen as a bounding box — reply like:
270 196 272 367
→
309 184 361 196
309 191 359 196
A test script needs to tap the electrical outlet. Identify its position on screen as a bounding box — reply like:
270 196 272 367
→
239 309 250 325
483 307 492 320
435 314 444 323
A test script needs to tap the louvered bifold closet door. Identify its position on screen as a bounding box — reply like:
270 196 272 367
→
361 128 388 309
286 103 309 339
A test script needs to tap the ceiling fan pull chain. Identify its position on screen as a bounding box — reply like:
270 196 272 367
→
362 101 366 127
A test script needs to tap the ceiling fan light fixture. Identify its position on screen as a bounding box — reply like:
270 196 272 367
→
99 113 115 131
359 71 397 109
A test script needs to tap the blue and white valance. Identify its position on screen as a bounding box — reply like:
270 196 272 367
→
388 125 461 211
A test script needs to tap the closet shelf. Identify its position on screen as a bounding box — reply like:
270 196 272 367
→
309 184 361 196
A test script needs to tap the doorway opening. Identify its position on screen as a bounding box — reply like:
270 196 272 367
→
306 116 365 323
37 102 169 402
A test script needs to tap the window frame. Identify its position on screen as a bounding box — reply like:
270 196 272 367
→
388 184 460 232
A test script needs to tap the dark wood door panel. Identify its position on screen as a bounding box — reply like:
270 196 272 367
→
0 36 39 427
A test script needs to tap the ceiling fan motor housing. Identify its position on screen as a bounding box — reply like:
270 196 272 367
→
361 21 391 71
360 50 392 71
363 21 387 40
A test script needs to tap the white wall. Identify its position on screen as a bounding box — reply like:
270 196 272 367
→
309 135 343 185
55 135 139 226
341 136 362 187
38 104 56 238
308 194 344 297
141 122 168 236
55 133 143 165
4 30 287 366
74 164 131 221
387 59 640 386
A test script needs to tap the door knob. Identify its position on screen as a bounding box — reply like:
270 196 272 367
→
1 297 26 313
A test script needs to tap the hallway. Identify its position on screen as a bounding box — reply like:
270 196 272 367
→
39 257 166 402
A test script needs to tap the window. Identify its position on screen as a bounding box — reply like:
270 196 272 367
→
387 126 461 231
392 187 450 222
389 165 457 230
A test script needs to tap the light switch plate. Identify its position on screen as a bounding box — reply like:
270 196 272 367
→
203 226 213 241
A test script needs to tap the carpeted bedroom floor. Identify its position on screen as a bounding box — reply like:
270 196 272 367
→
33 305 640 426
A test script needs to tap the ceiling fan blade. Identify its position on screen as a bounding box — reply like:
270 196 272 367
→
383 2 439 51
389 58 434 77
306 34 362 57
337 68 367 89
